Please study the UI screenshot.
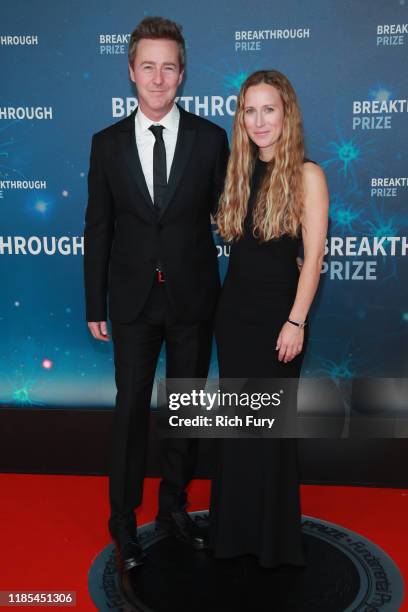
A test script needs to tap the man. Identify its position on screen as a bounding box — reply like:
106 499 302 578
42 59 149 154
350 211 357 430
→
84 16 229 573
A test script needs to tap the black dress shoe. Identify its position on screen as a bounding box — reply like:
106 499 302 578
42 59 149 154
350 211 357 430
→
111 533 147 573
155 509 207 550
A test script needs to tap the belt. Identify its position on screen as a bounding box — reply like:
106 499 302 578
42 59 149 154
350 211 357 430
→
156 267 165 283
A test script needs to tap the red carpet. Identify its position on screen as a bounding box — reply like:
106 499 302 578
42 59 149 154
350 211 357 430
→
0 475 406 610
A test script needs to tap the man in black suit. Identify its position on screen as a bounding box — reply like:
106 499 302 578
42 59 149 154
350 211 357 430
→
84 16 229 572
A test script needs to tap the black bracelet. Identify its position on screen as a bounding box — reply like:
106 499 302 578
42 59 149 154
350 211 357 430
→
287 318 307 329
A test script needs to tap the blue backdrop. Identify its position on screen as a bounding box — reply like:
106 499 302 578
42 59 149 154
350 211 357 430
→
1 0 407 408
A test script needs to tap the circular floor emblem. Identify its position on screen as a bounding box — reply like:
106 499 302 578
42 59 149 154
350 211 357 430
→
88 512 404 611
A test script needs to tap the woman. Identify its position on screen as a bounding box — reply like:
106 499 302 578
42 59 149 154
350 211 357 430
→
210 70 329 568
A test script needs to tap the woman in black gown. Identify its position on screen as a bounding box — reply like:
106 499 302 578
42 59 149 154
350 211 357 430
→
210 70 329 568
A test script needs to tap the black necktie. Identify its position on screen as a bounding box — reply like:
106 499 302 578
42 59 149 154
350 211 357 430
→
149 124 167 210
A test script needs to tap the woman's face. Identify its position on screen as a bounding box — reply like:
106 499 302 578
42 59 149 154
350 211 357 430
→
243 83 284 161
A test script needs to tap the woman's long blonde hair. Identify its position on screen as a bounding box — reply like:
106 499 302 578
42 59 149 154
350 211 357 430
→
217 70 305 242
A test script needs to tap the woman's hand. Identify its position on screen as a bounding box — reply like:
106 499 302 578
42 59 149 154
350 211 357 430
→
276 321 304 362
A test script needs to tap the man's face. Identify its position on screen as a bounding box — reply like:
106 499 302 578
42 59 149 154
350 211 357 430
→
129 38 184 120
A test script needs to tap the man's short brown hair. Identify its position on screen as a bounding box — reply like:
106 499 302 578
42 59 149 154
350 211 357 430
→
128 16 186 69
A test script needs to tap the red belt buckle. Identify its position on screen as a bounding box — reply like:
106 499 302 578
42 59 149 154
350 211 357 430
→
156 269 165 283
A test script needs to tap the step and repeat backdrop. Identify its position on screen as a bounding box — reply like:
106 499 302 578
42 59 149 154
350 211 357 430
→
0 0 407 409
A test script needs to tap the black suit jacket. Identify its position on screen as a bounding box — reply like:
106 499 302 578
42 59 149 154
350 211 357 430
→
84 104 229 324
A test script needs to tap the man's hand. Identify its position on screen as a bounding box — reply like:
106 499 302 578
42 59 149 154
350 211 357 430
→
296 256 304 272
88 321 110 342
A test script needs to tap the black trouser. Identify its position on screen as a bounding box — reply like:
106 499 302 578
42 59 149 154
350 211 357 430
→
108 280 213 535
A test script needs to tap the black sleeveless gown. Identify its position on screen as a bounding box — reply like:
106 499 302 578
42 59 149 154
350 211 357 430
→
209 157 307 568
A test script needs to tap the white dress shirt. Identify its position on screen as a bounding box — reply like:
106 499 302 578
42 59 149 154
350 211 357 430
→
134 103 180 202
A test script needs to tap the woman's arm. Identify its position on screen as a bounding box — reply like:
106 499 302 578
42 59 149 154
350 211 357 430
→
276 162 329 362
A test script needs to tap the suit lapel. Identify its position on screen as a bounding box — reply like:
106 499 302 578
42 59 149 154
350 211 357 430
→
118 105 196 218
159 105 196 218
118 109 155 213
